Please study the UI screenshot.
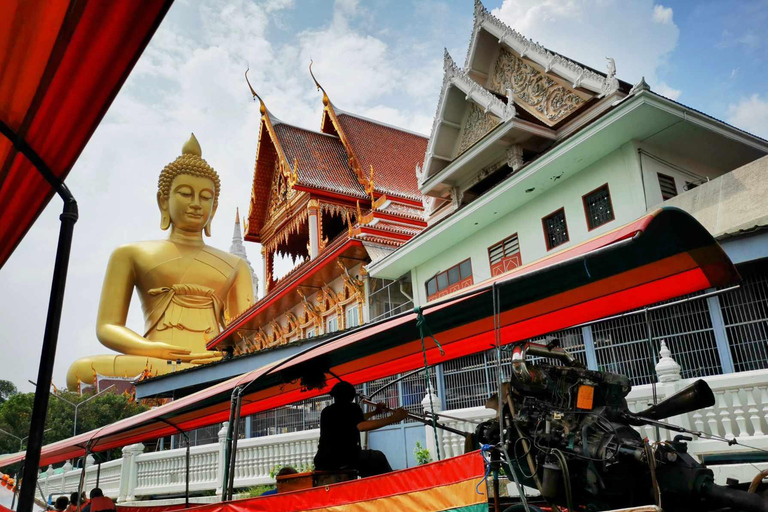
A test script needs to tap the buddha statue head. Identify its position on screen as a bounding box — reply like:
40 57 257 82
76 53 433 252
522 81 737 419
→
157 133 221 236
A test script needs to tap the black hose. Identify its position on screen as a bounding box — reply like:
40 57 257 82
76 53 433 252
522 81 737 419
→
701 480 768 512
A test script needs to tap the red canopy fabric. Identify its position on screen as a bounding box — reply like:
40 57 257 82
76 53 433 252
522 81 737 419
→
0 208 740 468
0 0 173 268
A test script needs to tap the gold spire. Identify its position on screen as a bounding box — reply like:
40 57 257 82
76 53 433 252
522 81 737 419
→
309 60 330 106
182 133 202 157
245 67 268 115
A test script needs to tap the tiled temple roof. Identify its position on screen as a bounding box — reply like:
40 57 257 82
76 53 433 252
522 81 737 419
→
272 123 367 199
336 112 428 202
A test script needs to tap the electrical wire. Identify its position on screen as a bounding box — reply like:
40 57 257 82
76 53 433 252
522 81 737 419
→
552 449 575 512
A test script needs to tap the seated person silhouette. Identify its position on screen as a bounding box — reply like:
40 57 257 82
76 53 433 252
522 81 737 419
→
314 381 407 478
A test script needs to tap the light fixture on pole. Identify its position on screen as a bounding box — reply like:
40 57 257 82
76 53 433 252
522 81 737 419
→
28 380 115 436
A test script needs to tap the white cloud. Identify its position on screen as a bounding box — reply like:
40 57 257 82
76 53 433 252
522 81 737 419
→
727 94 768 139
492 0 680 85
652 5 673 25
0 0 453 390
264 0 294 13
654 81 681 100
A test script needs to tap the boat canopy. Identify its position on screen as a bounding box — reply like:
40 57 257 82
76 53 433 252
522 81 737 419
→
0 207 740 468
0 0 173 268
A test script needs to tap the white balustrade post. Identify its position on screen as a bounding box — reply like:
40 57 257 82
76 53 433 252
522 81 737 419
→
733 390 748 438
216 422 228 494
421 390 443 462
654 341 685 440
655 340 681 383
746 387 763 436
717 391 734 438
44 464 54 499
61 461 72 493
118 444 144 503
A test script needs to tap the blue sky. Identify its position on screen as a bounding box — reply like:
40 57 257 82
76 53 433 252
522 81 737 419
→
1 0 766 390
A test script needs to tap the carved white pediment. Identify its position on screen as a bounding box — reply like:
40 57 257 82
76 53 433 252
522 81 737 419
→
420 50 516 189
466 0 620 98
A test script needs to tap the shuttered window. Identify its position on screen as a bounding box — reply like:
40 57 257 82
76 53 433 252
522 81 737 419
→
542 208 569 250
658 173 677 200
488 234 522 276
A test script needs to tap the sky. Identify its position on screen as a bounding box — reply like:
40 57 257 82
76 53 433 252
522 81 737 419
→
1 0 767 392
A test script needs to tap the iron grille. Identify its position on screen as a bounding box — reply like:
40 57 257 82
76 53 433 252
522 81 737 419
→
720 261 768 372
543 208 569 249
583 185 614 230
592 291 721 385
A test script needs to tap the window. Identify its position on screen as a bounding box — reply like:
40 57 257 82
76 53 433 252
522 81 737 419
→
488 234 521 276
658 173 677 200
425 259 473 301
305 327 315 338
345 304 360 328
582 184 614 230
542 208 569 250
325 315 338 333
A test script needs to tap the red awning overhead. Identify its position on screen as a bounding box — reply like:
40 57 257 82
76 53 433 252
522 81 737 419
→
0 0 173 268
0 208 740 468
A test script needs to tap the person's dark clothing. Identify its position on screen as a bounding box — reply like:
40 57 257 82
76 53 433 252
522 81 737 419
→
313 401 392 478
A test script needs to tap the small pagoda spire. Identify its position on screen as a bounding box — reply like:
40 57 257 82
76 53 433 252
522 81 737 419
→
229 207 260 299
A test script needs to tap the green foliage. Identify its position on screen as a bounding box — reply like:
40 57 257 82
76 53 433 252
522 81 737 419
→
0 380 17 404
245 485 275 497
414 441 432 465
0 387 148 471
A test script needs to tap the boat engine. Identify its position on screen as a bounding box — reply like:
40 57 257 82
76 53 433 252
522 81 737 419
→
475 342 768 512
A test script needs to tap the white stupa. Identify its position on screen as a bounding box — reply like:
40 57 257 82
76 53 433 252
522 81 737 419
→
229 208 259 299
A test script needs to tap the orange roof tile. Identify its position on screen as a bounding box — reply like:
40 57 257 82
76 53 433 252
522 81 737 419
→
335 113 427 202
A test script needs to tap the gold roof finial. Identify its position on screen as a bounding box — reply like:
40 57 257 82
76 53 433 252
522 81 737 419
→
182 133 202 157
245 67 268 115
309 60 330 107
365 164 376 204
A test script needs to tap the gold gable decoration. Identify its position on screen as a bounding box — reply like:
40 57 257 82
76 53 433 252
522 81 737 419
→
489 47 591 126
268 159 297 217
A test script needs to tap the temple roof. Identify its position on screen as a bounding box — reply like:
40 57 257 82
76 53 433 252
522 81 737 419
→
272 123 367 199
334 112 428 202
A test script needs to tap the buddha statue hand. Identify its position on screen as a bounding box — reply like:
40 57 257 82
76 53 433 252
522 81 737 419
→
189 351 224 365
135 340 220 363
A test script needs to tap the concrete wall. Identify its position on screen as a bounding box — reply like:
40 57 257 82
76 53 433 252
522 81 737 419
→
412 142 648 304
661 154 768 238
411 143 755 305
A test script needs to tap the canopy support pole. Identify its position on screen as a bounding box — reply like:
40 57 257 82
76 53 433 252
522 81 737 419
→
226 389 243 501
95 461 101 489
76 445 91 512
221 387 242 501
6 117 80 512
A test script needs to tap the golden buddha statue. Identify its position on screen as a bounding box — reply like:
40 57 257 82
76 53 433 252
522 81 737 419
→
66 134 254 390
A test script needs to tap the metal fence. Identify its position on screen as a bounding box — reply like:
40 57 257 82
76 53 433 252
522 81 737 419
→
720 261 768 372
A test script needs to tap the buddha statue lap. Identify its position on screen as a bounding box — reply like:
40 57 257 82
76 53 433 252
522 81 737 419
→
66 134 254 390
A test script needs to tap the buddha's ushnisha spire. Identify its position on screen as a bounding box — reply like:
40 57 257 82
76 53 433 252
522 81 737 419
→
182 132 203 157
